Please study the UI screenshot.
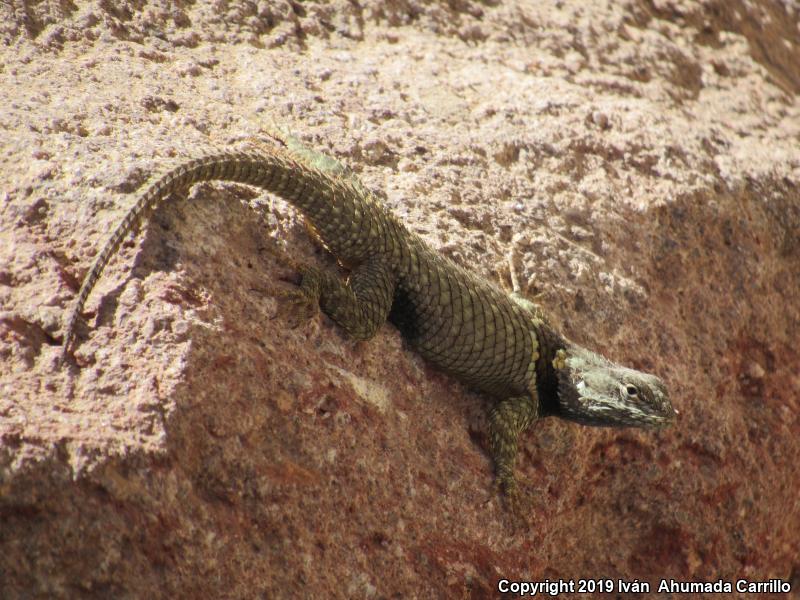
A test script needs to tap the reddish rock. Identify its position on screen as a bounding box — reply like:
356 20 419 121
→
1 0 798 597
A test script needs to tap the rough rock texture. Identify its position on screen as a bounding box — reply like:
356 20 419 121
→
1 0 799 597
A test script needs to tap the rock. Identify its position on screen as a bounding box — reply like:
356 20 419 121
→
1 0 798 596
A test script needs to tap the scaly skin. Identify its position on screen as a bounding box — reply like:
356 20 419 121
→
62 134 675 504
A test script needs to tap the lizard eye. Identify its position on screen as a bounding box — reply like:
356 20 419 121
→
625 385 639 397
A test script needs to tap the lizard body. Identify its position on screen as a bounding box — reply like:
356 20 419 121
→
62 135 675 500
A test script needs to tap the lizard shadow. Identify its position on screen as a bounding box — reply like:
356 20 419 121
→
89 197 186 335
90 183 323 345
88 185 268 338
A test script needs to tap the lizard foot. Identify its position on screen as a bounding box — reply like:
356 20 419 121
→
495 476 534 527
274 287 320 329
260 241 325 329
273 263 324 329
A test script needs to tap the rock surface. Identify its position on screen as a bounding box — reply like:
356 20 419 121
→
1 0 799 597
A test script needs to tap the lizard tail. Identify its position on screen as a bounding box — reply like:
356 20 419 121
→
60 150 332 362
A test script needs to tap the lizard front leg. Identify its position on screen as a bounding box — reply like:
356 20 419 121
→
489 393 540 500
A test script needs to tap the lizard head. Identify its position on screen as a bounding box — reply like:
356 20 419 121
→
554 344 675 428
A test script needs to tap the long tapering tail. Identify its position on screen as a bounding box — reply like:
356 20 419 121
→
60 149 335 361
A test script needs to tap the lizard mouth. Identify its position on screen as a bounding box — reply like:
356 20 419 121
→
555 345 675 428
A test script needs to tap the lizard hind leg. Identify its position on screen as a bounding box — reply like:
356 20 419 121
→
488 394 540 508
314 258 396 341
269 252 397 341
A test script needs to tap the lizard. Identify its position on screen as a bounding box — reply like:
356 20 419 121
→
61 131 676 504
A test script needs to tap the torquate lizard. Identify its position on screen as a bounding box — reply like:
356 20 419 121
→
62 133 675 503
